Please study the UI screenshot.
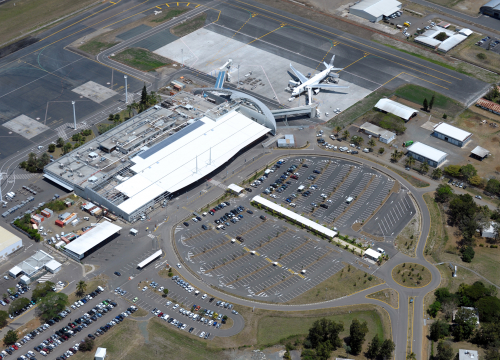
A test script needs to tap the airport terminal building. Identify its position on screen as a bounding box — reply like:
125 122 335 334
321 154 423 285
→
44 91 275 222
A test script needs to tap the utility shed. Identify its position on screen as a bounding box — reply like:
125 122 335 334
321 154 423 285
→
349 0 402 22
407 142 448 167
432 123 472 147
471 146 490 160
374 99 418 121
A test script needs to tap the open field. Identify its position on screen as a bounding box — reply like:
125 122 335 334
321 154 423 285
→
423 193 448 263
170 14 207 37
113 48 171 72
391 263 432 287
0 0 97 47
366 289 399 309
395 84 457 110
451 34 500 75
418 0 482 16
285 263 384 305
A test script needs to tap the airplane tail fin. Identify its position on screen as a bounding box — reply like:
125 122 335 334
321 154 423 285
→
323 61 329 68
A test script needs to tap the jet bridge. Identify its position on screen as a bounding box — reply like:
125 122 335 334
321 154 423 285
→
271 105 317 123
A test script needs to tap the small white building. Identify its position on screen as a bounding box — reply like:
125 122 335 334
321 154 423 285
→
482 222 497 239
0 226 23 260
349 0 402 22
277 134 295 148
406 142 448 168
459 349 478 360
365 248 382 261
374 99 418 122
228 183 244 194
94 347 106 360
432 123 472 147
44 260 62 274
359 122 396 144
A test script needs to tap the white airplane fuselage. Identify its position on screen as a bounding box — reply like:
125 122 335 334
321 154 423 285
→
292 67 332 97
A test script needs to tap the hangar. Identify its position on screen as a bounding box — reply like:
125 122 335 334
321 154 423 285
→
375 99 418 121
432 123 472 147
44 91 274 222
481 0 500 19
406 142 448 167
349 0 402 22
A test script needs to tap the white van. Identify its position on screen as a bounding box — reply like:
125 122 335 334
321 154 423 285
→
83 217 89 221
298 185 305 192
194 290 200 295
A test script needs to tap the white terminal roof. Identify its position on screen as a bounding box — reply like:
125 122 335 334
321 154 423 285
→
433 123 472 141
64 221 122 256
252 196 337 239
116 111 270 214
407 142 448 162
350 0 402 17
228 183 244 193
375 99 418 120
0 226 22 251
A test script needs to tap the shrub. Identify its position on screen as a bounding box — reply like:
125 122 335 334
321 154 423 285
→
477 53 486 60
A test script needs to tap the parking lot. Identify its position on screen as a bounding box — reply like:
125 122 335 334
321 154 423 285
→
174 156 412 302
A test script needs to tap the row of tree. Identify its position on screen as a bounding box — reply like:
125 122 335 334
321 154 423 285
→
302 318 394 359
443 163 500 197
19 152 50 173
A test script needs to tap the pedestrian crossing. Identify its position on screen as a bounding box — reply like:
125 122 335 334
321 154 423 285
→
148 234 156 239
37 273 55 283
54 122 91 140
0 173 39 180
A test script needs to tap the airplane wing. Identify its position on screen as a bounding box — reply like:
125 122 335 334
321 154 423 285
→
307 84 349 89
289 64 308 84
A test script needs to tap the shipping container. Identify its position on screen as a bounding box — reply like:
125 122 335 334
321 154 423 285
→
55 219 65 228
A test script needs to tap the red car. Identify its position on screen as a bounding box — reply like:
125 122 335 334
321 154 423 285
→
158 312 163 317
12 345 18 350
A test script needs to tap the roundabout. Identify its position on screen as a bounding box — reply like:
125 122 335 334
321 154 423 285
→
391 263 432 288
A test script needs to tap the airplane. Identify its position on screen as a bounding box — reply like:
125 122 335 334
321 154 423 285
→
289 54 348 105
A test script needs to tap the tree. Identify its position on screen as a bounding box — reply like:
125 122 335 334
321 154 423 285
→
56 137 64 147
407 353 417 360
405 156 415 168
461 164 477 182
435 32 448 41
126 104 134 118
48 144 56 153
448 194 477 226
76 280 87 296
306 318 344 356
435 184 453 203
31 281 55 302
485 348 500 360
378 339 395 359
430 319 450 341
431 168 443 179
351 135 364 146
335 126 342 135
37 292 69 321
63 142 72 155
80 337 94 352
435 341 454 360
444 165 461 178
342 130 350 140
349 318 368 355
0 311 8 328
368 138 376 149
423 98 429 111
113 113 121 124
453 307 477 341
366 335 381 359
163 288 169 297
140 84 148 106
378 147 385 154
3 330 18 345
484 85 500 102
486 178 500 196
469 175 483 187
476 296 500 322
9 297 30 316
428 301 442 317
461 246 475 263
390 150 399 162
429 94 435 110
420 162 429 174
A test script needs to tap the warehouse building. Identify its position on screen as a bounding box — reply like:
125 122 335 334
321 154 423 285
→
349 0 402 22
374 99 418 121
481 0 500 18
359 122 396 144
44 91 276 222
63 221 122 260
8 250 61 279
0 226 23 259
406 142 448 167
432 123 472 147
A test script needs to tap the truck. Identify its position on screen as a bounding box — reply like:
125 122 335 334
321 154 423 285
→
403 140 414 147
298 185 305 192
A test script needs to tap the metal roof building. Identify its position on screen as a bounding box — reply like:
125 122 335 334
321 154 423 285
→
359 122 396 144
251 196 337 239
432 123 472 147
438 34 468 52
374 99 418 121
471 146 490 160
0 226 22 260
349 0 402 22
406 142 448 167
63 221 122 260
414 36 441 48
8 250 54 278
481 0 500 18
277 134 295 148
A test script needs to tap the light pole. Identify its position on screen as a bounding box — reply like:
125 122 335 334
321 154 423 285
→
72 101 77 130
181 49 184 67
237 64 240 88
124 75 128 103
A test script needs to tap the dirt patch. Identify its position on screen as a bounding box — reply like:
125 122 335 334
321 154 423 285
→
170 14 207 37
366 288 399 309
395 211 420 257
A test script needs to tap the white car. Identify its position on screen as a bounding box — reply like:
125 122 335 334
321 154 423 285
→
166 301 172 306
142 286 148 291
159 286 164 292
173 304 179 310
177 263 182 268
181 324 187 330
201 294 207 300
199 331 205 338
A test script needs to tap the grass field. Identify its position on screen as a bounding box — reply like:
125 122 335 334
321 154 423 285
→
395 213 420 257
129 307 148 317
285 263 384 305
0 0 97 47
79 40 118 56
170 14 207 37
113 48 170 71
67 275 108 305
151 8 189 23
391 167 430 188
391 263 432 287
423 193 448 263
395 84 452 109
366 289 399 309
